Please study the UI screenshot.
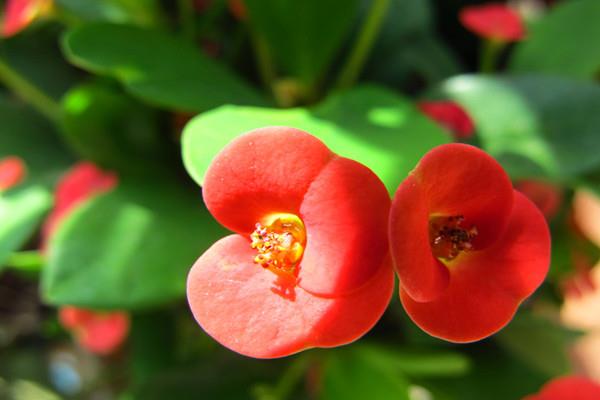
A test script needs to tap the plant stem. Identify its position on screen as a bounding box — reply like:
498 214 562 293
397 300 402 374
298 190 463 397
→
272 354 311 400
5 251 45 272
479 39 505 74
0 57 61 122
336 0 390 90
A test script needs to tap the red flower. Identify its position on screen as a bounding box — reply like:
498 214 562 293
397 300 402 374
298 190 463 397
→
516 180 563 220
523 376 600 400
187 127 394 358
1 0 52 37
0 156 26 191
228 0 246 20
417 101 475 140
459 3 525 42
59 306 129 355
41 162 117 249
389 144 550 342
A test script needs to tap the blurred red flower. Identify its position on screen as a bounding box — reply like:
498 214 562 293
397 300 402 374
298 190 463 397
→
418 101 475 140
59 307 129 355
187 127 394 358
390 144 550 342
41 162 117 249
460 3 525 42
523 376 600 400
516 180 563 220
1 0 52 37
0 156 26 191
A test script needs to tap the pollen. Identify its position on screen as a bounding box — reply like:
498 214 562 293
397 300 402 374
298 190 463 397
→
429 215 478 261
250 213 306 277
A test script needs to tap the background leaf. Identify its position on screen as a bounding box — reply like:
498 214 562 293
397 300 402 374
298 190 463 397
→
182 85 449 193
510 0 600 80
41 173 226 309
60 81 173 173
62 23 267 112
437 74 600 180
245 0 359 86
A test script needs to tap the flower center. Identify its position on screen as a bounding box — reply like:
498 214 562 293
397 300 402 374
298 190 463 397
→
250 213 306 276
429 215 478 261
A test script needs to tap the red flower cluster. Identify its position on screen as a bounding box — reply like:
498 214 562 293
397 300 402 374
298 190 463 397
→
418 101 475 140
187 127 394 358
1 0 52 37
523 376 600 400
460 3 525 42
0 156 26 191
41 162 117 250
389 144 550 342
59 307 129 355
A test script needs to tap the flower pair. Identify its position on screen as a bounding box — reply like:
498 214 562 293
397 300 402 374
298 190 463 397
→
187 127 550 358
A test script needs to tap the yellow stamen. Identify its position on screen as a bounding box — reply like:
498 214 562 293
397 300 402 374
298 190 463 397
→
429 215 478 261
250 213 306 277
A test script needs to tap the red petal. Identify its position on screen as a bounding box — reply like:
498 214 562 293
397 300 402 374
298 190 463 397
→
418 101 475 139
59 306 95 329
0 156 26 190
400 191 550 342
1 0 51 37
459 3 525 42
523 376 600 400
77 311 129 355
202 127 333 234
187 235 394 359
41 162 117 249
389 174 449 302
411 143 514 248
298 156 391 296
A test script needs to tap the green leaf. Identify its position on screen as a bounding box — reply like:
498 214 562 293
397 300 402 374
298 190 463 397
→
62 23 267 112
41 174 226 309
182 85 449 193
438 74 600 180
60 81 171 173
510 0 600 79
496 312 578 377
0 98 72 268
322 345 410 400
56 0 162 26
0 188 51 270
245 0 359 85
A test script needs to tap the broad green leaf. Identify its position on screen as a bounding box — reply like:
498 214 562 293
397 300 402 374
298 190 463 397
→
510 0 600 79
322 345 410 400
438 75 600 180
61 81 171 173
0 98 72 268
42 174 226 309
182 85 450 193
62 23 267 112
496 312 578 377
0 188 51 270
245 0 359 85
57 0 162 26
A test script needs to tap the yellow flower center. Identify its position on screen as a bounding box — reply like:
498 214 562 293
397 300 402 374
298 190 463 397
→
429 215 478 261
250 213 306 277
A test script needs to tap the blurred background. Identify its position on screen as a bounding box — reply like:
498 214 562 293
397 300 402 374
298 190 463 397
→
1 0 600 398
